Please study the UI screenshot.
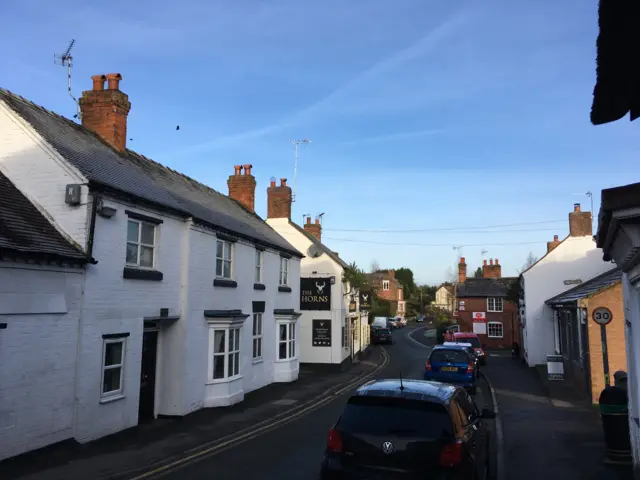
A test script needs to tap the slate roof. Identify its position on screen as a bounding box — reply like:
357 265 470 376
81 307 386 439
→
546 267 622 306
0 171 89 263
289 221 348 268
0 89 303 258
456 277 517 298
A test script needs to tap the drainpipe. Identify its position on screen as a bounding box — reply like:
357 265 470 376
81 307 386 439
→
87 192 99 259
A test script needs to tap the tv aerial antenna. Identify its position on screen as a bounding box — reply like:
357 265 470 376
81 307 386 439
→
54 39 81 119
317 212 325 225
481 249 488 258
453 245 463 260
290 138 311 203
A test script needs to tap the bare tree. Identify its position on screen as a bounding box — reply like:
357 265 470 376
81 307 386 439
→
445 265 458 284
518 252 538 274
370 259 380 273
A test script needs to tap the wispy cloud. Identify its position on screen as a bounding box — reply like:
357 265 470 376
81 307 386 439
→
178 6 479 153
339 129 445 146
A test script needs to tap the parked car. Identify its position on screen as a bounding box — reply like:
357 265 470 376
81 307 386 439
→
424 344 478 394
387 318 399 329
320 379 494 479
416 315 425 323
371 327 393 345
453 332 486 365
443 342 480 377
397 317 407 327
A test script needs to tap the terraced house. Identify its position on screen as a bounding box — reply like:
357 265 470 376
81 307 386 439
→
0 74 303 460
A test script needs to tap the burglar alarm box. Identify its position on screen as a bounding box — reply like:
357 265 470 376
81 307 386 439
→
65 184 82 206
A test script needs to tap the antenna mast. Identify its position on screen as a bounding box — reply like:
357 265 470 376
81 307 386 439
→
290 138 311 202
54 39 80 119
586 191 594 232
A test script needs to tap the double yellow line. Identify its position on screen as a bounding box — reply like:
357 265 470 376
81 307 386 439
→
126 348 390 479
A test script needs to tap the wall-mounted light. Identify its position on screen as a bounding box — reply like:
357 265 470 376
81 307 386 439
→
96 198 117 218
330 276 336 285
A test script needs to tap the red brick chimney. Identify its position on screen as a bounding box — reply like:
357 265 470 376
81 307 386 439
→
267 177 292 219
483 258 501 278
389 269 396 279
79 73 131 152
227 164 256 212
546 234 561 253
569 203 593 237
303 216 322 241
458 257 467 284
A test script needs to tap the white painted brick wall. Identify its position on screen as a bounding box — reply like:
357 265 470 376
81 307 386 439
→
266 218 350 365
0 103 90 250
73 198 186 442
0 262 84 461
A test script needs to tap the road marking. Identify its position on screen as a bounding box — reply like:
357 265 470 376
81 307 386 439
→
480 372 505 480
126 349 390 479
406 327 432 350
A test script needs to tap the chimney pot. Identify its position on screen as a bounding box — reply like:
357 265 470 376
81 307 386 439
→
315 218 320 225
306 216 311 225
91 74 106 91
105 73 123 90
280 178 287 186
243 164 253 175
483 259 487 266
459 257 466 264
574 203 581 212
489 259 494 265
554 235 559 241
270 177 276 187
495 258 499 265
303 214 322 240
233 165 242 175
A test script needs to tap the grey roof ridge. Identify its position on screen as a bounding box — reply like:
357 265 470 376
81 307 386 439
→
0 88 303 258
545 266 621 304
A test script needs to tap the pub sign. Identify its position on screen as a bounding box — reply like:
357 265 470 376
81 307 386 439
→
359 291 372 310
300 277 331 310
312 319 332 347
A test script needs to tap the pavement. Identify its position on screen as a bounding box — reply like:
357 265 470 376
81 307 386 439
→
1 325 499 480
484 351 634 480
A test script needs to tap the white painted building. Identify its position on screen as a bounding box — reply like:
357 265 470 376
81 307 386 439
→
267 207 369 368
433 285 455 312
521 204 612 366
0 172 91 461
0 76 303 458
597 182 640 472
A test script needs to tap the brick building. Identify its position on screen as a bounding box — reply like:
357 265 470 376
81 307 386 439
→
367 270 406 317
455 257 518 349
546 267 625 403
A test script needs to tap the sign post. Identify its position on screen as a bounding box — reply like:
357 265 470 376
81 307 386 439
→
592 306 613 387
472 312 487 335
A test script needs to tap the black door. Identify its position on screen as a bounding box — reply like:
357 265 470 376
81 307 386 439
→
139 330 158 423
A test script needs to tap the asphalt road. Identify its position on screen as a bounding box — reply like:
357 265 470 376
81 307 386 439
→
156 326 470 480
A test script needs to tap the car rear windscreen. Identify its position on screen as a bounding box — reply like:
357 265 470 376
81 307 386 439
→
457 337 481 348
339 396 452 437
430 349 470 364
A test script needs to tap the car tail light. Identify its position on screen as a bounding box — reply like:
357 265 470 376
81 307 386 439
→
466 363 474 373
425 361 432 371
327 428 343 453
438 440 463 467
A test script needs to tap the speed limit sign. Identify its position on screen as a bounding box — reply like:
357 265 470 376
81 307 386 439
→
592 307 613 326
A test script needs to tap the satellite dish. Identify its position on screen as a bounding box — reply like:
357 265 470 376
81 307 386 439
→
307 245 323 258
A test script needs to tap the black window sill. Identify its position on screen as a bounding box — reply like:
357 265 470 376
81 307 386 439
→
123 267 163 281
254 283 266 291
214 278 238 288
278 286 292 293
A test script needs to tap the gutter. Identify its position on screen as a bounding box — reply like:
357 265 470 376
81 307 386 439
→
86 192 99 264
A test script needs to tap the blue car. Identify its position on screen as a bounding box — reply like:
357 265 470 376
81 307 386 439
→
424 344 478 394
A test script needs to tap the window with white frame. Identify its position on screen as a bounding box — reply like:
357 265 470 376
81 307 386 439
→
252 313 263 360
487 297 504 312
126 220 155 268
255 250 263 283
101 338 125 398
216 240 233 279
382 280 390 290
278 322 296 360
487 322 504 338
212 327 241 380
279 257 289 286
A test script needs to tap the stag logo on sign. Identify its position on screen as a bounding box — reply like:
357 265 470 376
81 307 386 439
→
300 277 331 310
359 291 372 310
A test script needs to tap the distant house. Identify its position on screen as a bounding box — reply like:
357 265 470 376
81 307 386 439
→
433 284 455 312
367 270 406 317
455 257 518 349
0 74 303 458
266 196 370 368
545 267 625 403
520 203 612 367
0 172 92 460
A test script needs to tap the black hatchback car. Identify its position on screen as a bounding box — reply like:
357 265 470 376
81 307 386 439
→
321 379 494 479
371 327 393 345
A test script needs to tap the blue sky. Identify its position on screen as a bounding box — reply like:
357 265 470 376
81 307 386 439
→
2 0 637 284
